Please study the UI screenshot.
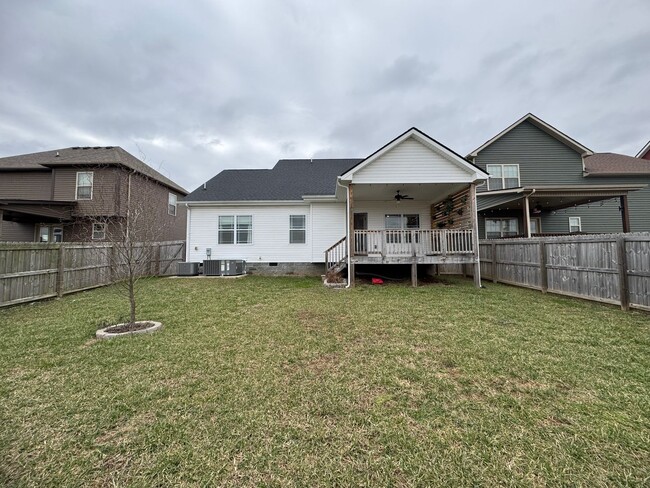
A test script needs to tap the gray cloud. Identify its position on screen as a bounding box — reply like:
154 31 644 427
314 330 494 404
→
0 0 649 192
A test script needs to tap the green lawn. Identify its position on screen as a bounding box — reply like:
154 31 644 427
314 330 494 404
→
1 276 649 487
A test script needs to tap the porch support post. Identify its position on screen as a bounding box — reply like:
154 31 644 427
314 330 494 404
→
470 183 481 288
348 184 355 286
523 195 531 238
620 195 631 233
411 262 418 287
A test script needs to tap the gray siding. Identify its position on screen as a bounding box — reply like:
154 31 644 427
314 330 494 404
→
475 120 650 233
0 171 52 200
0 220 35 242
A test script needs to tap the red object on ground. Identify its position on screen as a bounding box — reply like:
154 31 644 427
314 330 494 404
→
371 278 384 285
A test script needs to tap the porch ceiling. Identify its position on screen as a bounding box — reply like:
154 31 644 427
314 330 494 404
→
351 183 468 202
477 188 635 212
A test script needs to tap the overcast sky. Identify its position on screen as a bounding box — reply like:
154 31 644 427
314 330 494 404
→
1 1 649 191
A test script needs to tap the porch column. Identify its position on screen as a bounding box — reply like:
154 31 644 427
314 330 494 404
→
470 183 481 288
523 195 531 238
348 184 355 286
620 195 631 233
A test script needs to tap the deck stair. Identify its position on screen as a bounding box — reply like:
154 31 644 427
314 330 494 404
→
325 236 347 275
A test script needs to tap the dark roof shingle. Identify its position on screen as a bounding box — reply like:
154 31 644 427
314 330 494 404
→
183 159 362 202
0 147 187 194
584 153 650 175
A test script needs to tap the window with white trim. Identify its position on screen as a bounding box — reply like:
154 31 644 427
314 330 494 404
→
289 215 306 244
486 164 520 190
218 215 252 244
92 223 106 240
76 171 94 200
485 218 519 239
168 193 177 216
569 217 581 233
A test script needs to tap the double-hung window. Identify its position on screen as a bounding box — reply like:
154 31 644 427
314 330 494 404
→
92 223 106 240
485 218 519 239
219 215 252 244
76 172 94 200
568 217 581 233
289 215 306 244
486 164 519 190
168 193 177 216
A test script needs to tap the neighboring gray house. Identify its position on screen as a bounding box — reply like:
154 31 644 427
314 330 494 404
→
0 147 188 242
466 113 650 238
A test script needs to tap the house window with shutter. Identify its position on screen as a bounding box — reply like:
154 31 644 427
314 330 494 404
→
76 172 94 200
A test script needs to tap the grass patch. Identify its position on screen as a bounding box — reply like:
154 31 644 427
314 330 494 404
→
1 276 649 486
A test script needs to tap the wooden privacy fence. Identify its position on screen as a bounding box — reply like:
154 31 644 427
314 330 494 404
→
0 240 185 308
477 233 650 312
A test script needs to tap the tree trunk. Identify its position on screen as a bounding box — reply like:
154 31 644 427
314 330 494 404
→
128 276 136 324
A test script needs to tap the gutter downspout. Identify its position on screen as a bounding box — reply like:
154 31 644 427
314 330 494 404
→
185 204 192 262
126 173 132 241
336 177 352 288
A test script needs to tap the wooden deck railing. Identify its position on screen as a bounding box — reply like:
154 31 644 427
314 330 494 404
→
353 229 474 256
325 236 347 273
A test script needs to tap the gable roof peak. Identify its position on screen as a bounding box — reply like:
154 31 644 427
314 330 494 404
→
467 113 593 158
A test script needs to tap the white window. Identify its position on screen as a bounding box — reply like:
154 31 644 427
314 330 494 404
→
219 215 252 244
569 217 582 233
92 223 106 240
76 172 94 200
485 218 519 239
289 215 306 244
38 225 49 242
168 193 177 216
53 227 63 242
384 214 420 229
530 218 542 235
38 225 64 242
486 164 520 191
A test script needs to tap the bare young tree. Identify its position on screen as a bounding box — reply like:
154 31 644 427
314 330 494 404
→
70 165 176 325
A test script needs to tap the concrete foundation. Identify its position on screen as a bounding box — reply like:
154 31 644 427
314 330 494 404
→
245 262 323 276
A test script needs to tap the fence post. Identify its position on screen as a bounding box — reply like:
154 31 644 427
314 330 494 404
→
617 236 630 311
491 242 497 283
155 244 162 276
539 240 548 293
56 244 65 297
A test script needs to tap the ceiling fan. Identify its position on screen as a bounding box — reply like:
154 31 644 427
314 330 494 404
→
394 190 414 202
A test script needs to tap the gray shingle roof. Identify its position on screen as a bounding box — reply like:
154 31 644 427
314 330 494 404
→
184 159 362 202
0 146 187 194
584 153 650 175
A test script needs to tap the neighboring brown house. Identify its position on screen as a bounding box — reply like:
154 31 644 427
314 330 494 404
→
0 146 187 242
637 140 650 160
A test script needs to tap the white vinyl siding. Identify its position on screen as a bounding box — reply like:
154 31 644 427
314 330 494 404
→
76 172 93 200
486 164 520 190
189 205 317 263
352 137 474 184
311 203 346 262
